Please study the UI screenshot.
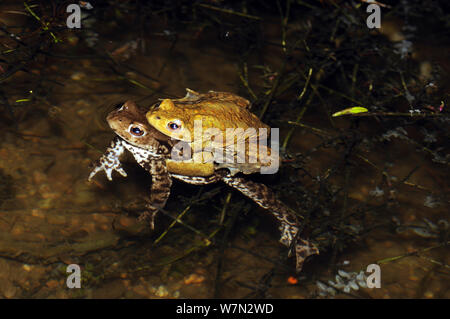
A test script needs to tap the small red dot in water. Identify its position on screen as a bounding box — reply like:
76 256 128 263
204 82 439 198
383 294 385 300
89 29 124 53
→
287 276 298 285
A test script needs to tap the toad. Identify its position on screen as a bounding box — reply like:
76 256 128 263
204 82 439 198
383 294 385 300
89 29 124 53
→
89 101 318 272
146 89 278 176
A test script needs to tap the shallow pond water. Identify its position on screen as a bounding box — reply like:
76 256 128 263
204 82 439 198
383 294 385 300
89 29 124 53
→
0 1 448 299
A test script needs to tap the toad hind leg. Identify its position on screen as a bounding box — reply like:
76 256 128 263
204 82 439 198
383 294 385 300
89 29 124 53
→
221 176 319 272
139 159 172 229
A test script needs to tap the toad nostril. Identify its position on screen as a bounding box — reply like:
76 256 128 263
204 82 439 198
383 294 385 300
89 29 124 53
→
156 116 161 120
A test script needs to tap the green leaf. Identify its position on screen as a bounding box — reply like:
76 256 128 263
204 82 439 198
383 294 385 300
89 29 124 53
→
332 107 368 117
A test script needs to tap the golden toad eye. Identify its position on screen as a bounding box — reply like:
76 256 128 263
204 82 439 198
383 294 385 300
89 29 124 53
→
167 119 182 131
128 124 145 136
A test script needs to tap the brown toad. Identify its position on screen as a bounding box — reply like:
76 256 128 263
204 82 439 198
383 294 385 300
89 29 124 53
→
89 101 318 272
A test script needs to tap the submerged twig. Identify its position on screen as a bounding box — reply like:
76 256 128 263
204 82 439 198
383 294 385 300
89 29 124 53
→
281 68 314 150
196 3 262 20
377 242 450 265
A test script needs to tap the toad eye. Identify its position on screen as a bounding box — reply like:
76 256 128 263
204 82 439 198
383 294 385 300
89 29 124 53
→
114 102 126 111
167 119 182 131
128 124 145 137
152 101 161 110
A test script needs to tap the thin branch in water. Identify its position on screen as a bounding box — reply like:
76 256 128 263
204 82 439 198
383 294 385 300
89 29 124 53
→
196 3 262 20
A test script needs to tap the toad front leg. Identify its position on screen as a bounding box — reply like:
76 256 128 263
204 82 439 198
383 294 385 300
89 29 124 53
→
138 158 173 229
88 137 128 181
222 176 319 272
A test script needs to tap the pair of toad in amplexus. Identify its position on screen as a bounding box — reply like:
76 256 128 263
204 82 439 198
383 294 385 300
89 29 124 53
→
163 119 280 175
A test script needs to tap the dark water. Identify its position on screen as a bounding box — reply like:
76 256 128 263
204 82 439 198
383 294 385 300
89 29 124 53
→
0 1 448 298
